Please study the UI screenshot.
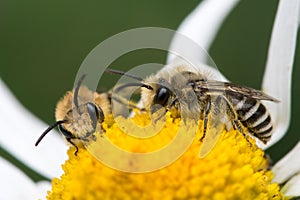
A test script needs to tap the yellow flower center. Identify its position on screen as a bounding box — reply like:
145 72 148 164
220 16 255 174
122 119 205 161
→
47 112 283 200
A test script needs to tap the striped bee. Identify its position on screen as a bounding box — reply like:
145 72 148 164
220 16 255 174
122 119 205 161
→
139 61 279 157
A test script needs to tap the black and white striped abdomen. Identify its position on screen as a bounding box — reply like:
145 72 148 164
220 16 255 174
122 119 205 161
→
231 96 273 144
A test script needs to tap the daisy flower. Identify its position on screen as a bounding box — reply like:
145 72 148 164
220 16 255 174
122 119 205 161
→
0 0 299 199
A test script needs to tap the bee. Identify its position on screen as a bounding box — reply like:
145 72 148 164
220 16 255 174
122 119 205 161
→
140 61 279 157
107 60 279 157
35 74 144 155
35 75 111 155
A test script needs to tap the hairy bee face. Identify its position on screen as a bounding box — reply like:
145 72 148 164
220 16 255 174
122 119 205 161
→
35 83 112 155
57 102 104 140
141 65 204 120
55 86 110 140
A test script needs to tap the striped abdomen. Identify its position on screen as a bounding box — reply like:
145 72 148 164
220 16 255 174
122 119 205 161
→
231 95 273 144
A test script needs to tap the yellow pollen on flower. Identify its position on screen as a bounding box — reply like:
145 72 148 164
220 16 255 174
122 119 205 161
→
47 112 284 200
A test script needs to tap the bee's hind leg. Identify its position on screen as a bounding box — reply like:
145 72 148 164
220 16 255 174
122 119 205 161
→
200 96 211 142
232 120 249 141
221 96 252 146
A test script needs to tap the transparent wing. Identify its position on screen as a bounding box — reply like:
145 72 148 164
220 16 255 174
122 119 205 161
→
196 81 279 102
199 95 227 158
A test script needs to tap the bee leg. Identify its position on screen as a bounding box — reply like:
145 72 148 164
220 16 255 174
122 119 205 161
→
232 120 247 138
81 132 96 142
221 96 252 146
200 96 211 142
99 124 106 138
152 109 167 124
231 119 251 146
66 138 79 156
80 135 90 142
152 97 178 124
84 131 93 138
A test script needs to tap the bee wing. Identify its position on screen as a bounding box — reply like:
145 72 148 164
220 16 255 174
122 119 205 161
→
197 81 279 102
199 96 227 158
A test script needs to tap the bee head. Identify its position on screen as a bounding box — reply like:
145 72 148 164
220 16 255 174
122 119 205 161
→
60 101 105 137
35 74 105 146
146 84 173 114
105 69 177 113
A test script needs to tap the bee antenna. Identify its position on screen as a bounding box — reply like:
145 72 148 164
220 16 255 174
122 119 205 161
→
114 82 153 93
73 74 87 108
141 84 153 90
105 69 144 82
35 120 66 146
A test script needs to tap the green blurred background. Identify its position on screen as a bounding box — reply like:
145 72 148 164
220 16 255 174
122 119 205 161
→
1 0 299 180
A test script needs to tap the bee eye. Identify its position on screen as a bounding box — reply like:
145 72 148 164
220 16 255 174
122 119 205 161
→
58 124 73 138
154 87 169 106
87 103 104 129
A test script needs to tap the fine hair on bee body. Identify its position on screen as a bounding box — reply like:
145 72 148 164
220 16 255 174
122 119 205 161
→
142 60 279 145
107 60 279 155
35 74 112 155
35 74 144 155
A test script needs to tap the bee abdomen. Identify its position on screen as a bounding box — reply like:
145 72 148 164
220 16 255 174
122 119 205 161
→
234 97 273 143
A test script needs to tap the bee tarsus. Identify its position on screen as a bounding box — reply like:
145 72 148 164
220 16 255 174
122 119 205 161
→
66 137 79 156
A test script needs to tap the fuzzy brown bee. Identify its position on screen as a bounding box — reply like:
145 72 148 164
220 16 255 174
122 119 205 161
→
35 74 144 155
35 75 111 155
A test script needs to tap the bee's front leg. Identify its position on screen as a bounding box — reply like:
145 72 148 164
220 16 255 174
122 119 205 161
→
66 137 79 156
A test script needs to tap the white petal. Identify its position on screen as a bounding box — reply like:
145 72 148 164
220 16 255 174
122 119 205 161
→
36 181 52 200
0 79 68 179
261 0 300 149
167 0 240 64
281 173 300 198
0 157 51 200
272 141 300 183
